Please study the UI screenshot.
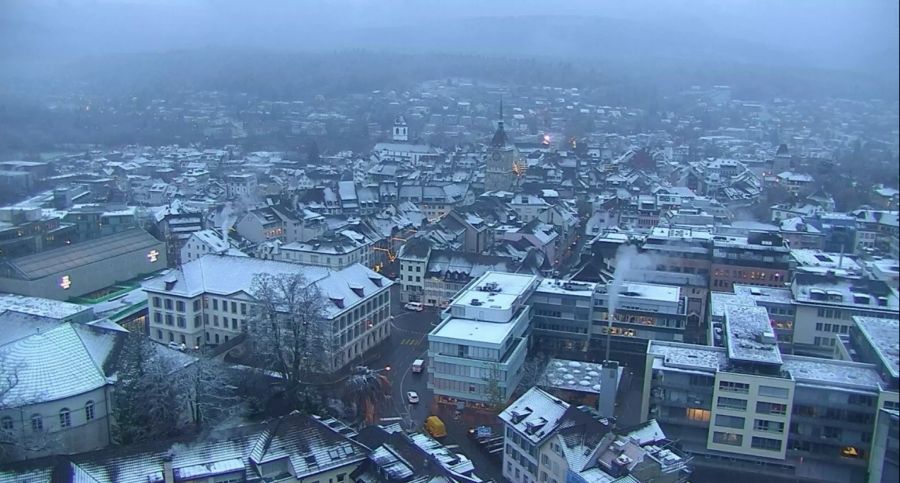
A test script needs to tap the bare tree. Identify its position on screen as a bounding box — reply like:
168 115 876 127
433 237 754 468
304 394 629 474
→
518 353 551 390
483 362 506 413
246 272 330 410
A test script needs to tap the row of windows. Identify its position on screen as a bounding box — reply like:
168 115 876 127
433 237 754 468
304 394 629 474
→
1 402 96 433
815 322 849 334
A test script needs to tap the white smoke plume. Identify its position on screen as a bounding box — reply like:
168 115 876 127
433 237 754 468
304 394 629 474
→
606 244 665 320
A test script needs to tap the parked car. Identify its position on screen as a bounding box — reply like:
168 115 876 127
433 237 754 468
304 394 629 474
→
406 391 420 404
424 416 447 438
404 302 424 311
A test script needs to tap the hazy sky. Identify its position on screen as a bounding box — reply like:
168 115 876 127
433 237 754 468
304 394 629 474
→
2 0 898 75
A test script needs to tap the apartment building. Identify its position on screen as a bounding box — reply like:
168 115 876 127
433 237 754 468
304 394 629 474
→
710 231 792 292
641 302 898 483
180 229 247 264
731 284 796 352
530 279 597 356
592 282 687 357
790 271 899 358
500 387 691 483
274 230 373 270
641 227 713 324
427 271 540 408
398 237 432 303
143 255 391 373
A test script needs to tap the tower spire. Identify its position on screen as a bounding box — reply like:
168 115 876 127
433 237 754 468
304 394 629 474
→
499 97 504 123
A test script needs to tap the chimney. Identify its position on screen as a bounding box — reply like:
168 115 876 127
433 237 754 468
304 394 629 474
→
162 452 175 483
598 360 619 418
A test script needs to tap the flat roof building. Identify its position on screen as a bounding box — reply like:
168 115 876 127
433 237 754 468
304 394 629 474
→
641 301 898 483
427 271 540 408
0 228 167 301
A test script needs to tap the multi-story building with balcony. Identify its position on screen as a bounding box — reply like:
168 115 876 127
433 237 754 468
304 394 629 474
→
710 231 792 292
592 282 687 358
790 271 899 358
142 255 391 373
427 271 540 408
641 301 898 483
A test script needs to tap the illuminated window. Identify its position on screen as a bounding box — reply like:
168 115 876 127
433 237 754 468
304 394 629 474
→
60 275 72 289
687 408 711 422
147 249 160 262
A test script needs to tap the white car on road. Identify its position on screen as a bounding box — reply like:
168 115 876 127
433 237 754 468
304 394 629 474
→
406 391 420 404
404 302 424 312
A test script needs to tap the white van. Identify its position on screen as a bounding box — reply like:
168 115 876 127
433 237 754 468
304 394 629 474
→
412 359 425 373
404 302 424 312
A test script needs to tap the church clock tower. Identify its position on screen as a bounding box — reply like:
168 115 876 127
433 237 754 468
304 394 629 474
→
484 100 520 192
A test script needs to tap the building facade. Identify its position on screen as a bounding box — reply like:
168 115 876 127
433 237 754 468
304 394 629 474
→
427 272 539 407
142 255 392 373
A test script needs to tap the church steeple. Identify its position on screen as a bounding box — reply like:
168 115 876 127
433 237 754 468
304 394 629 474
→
491 98 508 147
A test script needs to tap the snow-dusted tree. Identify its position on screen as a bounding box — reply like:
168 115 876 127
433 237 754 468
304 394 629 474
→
518 353 551 390
343 366 390 424
185 353 242 432
246 272 330 410
112 333 186 444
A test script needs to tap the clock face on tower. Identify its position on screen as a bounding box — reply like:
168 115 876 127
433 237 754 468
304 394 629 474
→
491 151 501 161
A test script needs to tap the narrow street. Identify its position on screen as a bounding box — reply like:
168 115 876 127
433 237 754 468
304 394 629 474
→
369 285 504 481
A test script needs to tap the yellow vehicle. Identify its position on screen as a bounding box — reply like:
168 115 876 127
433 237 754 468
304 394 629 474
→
424 416 447 438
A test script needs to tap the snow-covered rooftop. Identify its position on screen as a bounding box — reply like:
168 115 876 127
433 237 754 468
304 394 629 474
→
853 316 899 379
431 317 518 345
499 387 569 445
0 323 114 405
0 294 92 320
540 359 622 395
451 271 537 313
791 249 860 272
536 279 598 296
142 255 391 318
732 284 794 305
781 356 884 393
724 304 782 365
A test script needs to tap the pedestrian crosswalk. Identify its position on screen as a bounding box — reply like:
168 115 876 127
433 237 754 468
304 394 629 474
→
399 337 422 346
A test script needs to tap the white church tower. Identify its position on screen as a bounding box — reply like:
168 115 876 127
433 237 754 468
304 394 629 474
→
392 115 409 142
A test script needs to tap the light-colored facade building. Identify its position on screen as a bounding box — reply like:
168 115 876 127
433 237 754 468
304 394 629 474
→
398 237 431 303
790 271 899 358
0 323 122 462
274 230 373 270
180 229 247 264
641 300 898 483
142 255 392 372
427 271 540 407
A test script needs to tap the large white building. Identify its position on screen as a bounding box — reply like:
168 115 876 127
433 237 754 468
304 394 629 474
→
142 255 392 372
180 229 247 264
273 230 374 270
427 271 540 408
